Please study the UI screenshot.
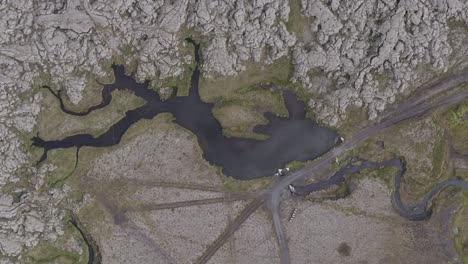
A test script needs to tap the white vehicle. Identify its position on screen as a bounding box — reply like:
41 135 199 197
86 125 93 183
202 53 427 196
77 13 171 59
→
285 167 290 172
288 184 296 193
277 168 284 176
335 157 339 165
340 137 345 142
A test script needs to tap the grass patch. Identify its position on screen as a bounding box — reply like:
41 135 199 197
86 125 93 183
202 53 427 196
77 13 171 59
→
333 182 349 198
157 40 196 97
286 0 312 42
451 123 468 154
43 148 78 188
336 105 369 138
360 166 397 188
222 174 273 193
285 160 313 171
36 89 145 141
25 250 80 264
153 27 203 97
119 44 137 57
23 214 89 264
200 55 292 99
454 194 468 263
432 132 447 179
448 19 468 31
449 102 468 127
76 198 110 239
103 47 139 78
445 100 468 153
30 69 56 92
199 55 293 115
222 129 269 140
212 103 268 139
457 169 468 180
67 112 225 194
374 68 392 89
54 71 115 114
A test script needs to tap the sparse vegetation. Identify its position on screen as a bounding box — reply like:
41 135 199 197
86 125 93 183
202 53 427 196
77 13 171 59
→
22 214 90 264
25 249 80 264
159 38 197 97
151 27 204 97
212 103 268 139
222 174 273 193
56 71 116 113
286 160 312 171
199 55 293 115
119 44 137 57
448 19 468 31
336 105 369 138
359 166 397 188
442 100 468 153
432 132 447 179
286 0 313 43
44 148 78 188
451 123 468 154
454 194 468 264
374 68 393 90
222 129 269 140
36 89 145 141
449 102 468 127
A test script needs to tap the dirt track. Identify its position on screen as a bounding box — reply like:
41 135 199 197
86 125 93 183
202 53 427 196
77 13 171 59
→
198 72 468 264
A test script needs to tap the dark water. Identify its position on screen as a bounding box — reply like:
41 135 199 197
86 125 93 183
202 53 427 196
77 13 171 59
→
293 157 468 221
69 215 101 264
33 39 339 180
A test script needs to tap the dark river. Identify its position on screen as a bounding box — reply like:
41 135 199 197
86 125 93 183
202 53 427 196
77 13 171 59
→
33 39 339 180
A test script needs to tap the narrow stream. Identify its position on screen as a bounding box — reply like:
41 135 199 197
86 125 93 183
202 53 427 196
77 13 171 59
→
69 215 101 264
293 157 468 221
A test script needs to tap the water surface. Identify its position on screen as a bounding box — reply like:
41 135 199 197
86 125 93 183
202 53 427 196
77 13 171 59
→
33 40 339 180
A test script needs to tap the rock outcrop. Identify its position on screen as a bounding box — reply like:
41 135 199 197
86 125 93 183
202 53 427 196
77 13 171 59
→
292 0 468 125
1 0 468 259
186 0 296 76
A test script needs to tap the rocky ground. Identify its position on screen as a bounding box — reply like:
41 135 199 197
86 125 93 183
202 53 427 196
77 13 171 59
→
1 0 468 263
282 178 458 264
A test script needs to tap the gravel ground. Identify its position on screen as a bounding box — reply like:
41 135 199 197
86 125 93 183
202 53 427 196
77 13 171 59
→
207 208 280 264
75 115 258 263
281 178 456 264
69 110 464 264
83 115 224 187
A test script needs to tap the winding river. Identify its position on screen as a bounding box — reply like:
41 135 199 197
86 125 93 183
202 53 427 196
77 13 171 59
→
69 214 101 264
32 39 338 180
293 157 468 221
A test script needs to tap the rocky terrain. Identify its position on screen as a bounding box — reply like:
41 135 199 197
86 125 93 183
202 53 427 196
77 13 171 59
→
294 0 468 125
1 0 468 262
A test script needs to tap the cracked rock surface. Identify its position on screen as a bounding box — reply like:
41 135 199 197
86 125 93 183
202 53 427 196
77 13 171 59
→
1 0 468 260
293 0 468 125
186 0 296 76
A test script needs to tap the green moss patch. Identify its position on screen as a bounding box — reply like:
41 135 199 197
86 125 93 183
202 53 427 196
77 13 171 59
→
222 174 273 193
23 215 90 264
44 148 78 188
448 101 468 153
199 55 293 115
36 89 145 141
212 103 268 139
286 0 313 43
454 194 468 263
432 132 448 179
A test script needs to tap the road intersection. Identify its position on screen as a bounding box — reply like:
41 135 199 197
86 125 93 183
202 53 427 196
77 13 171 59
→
197 71 468 264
